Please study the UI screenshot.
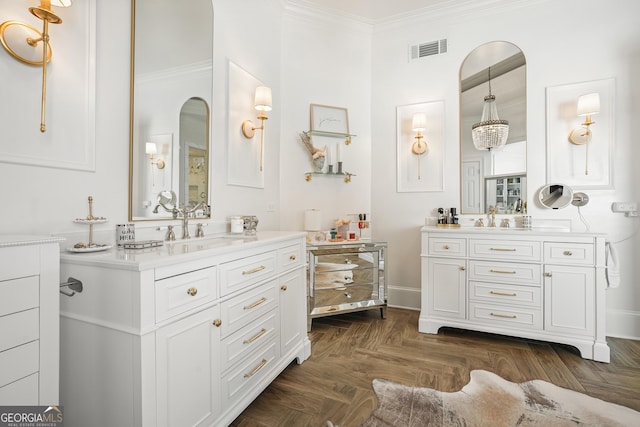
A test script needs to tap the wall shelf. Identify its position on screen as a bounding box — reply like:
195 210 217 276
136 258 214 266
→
304 130 355 145
305 171 354 183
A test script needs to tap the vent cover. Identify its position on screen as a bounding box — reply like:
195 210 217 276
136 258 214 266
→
410 39 447 61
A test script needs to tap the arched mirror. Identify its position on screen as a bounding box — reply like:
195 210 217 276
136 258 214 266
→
128 0 213 221
460 41 526 214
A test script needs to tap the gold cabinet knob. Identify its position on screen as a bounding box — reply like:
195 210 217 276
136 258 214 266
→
187 287 198 296
289 255 296 261
213 319 222 327
459 266 466 271
443 245 450 250
545 272 552 277
563 251 573 256
281 285 288 291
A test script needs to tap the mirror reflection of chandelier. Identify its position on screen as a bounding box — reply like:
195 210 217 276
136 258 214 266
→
472 66 509 150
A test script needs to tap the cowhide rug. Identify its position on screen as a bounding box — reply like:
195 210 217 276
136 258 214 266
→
327 370 640 427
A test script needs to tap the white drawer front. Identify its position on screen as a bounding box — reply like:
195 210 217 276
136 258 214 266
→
221 281 277 337
220 341 278 408
469 281 541 307
278 244 303 271
0 276 38 317
155 267 217 322
469 260 541 285
469 302 542 330
220 312 278 373
0 246 39 282
0 372 38 404
0 308 39 352
469 239 541 261
428 237 466 257
220 251 277 296
0 340 39 388
544 243 594 265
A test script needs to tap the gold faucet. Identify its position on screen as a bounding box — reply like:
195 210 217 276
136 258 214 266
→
488 206 496 227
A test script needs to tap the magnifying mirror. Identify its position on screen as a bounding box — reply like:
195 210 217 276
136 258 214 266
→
538 184 589 209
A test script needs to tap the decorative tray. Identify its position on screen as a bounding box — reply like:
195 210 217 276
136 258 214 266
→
67 244 112 253
123 240 164 249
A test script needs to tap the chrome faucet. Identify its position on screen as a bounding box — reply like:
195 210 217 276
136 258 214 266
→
176 203 210 239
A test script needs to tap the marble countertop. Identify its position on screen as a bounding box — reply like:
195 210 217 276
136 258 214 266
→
0 234 65 248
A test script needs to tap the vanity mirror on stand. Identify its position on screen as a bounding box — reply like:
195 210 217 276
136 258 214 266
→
128 0 213 221
460 41 527 215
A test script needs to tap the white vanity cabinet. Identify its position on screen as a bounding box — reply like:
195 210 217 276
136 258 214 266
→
59 232 310 427
0 236 62 405
420 227 610 362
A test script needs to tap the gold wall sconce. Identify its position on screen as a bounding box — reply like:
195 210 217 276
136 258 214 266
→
568 93 600 175
411 113 428 180
0 0 72 133
145 143 165 169
241 86 272 171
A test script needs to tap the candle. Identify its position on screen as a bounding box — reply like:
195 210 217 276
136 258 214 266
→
336 143 341 163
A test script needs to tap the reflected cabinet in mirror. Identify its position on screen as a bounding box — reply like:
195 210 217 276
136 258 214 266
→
460 41 527 214
128 0 213 221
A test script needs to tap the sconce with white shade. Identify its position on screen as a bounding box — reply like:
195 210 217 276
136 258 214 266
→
411 113 428 180
241 86 272 171
472 66 509 151
568 92 600 175
0 0 73 133
145 142 165 169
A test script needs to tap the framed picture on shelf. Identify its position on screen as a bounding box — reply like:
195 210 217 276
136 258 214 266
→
310 104 350 134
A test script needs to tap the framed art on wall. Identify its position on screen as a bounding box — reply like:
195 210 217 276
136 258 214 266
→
310 104 350 134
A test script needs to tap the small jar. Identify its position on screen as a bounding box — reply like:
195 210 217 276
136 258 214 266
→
230 216 244 234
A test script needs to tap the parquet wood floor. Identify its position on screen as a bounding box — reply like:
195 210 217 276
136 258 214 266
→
230 307 640 427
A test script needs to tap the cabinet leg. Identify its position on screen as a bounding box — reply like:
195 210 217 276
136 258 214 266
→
380 307 386 319
307 317 312 332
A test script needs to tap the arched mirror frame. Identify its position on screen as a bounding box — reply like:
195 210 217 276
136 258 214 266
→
459 41 527 215
128 0 213 221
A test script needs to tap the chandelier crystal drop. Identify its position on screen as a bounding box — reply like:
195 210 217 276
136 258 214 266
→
471 67 509 151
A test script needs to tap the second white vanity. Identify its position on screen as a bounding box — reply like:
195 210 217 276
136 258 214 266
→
420 226 610 363
58 231 310 427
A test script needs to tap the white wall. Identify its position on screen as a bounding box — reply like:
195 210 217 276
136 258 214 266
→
370 0 640 338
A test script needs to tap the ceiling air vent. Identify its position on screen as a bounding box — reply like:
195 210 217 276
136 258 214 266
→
410 39 447 61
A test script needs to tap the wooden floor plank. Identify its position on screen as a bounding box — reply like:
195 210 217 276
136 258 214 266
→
230 308 640 426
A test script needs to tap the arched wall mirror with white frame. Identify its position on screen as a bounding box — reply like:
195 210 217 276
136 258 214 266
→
460 41 527 215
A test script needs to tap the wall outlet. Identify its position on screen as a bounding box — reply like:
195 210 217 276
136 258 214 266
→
267 202 276 212
611 202 638 215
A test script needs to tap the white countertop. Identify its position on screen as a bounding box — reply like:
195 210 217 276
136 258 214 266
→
59 231 306 271
421 225 606 237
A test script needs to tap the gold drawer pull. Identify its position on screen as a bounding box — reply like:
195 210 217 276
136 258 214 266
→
489 269 516 274
490 291 517 297
490 312 517 319
242 265 266 275
280 285 288 291
490 247 517 252
244 297 267 310
244 358 268 378
213 319 222 327
187 287 198 296
563 251 573 256
289 255 296 261
243 328 267 344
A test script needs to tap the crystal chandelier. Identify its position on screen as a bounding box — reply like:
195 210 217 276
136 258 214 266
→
471 67 509 150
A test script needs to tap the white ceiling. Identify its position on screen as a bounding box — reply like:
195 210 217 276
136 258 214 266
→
288 0 456 22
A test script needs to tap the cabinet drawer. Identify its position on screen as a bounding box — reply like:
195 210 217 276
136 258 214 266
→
0 276 39 317
469 302 542 330
220 251 277 296
469 239 540 261
220 341 278 408
428 237 466 257
0 308 39 352
313 284 375 309
469 260 541 285
469 281 541 307
0 372 38 404
0 245 39 282
155 267 217 322
278 244 303 271
221 281 277 337
0 340 39 388
544 243 594 265
220 312 278 373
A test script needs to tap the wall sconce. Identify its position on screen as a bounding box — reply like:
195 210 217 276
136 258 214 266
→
411 113 428 180
145 142 165 169
568 93 600 175
0 0 73 133
241 86 272 172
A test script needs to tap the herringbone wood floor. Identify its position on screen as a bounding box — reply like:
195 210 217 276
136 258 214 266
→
230 307 640 427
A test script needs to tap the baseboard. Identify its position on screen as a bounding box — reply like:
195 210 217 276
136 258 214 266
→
387 285 421 311
606 309 640 340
